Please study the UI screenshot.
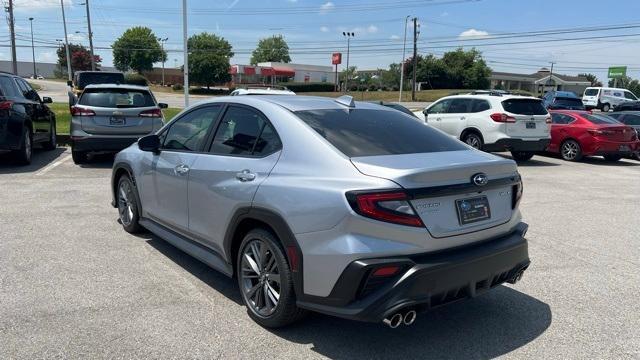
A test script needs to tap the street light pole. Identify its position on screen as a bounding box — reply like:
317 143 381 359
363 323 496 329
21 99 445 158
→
182 0 189 107
60 0 72 81
8 0 18 75
158 37 168 86
342 32 354 93
29 17 36 78
83 0 95 71
399 15 410 102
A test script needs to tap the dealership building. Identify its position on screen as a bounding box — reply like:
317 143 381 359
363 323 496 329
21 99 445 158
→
490 68 591 95
230 62 335 85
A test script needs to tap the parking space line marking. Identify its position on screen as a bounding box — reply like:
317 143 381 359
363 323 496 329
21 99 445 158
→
34 154 71 176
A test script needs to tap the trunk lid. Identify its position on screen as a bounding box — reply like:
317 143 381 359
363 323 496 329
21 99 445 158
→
594 125 637 142
351 150 519 238
79 106 157 135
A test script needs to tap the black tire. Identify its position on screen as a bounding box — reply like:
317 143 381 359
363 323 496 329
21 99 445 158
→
71 149 88 164
511 151 535 162
462 132 483 150
603 154 622 162
601 103 611 112
116 175 143 233
11 128 32 165
560 139 582 161
42 120 57 151
237 228 306 328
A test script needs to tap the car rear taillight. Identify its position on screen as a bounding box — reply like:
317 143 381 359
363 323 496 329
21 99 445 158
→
512 180 523 209
490 113 516 123
587 129 614 136
347 191 423 227
139 108 162 118
70 106 95 116
0 100 13 110
545 115 552 124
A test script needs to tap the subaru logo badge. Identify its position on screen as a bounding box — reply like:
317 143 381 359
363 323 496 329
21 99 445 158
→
472 173 488 186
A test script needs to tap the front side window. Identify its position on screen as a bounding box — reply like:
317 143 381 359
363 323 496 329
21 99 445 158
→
624 91 637 100
295 108 468 157
210 106 281 156
79 89 155 108
584 88 599 96
161 106 221 151
427 99 451 114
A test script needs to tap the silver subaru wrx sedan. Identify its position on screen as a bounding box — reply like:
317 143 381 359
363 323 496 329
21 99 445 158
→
111 95 530 328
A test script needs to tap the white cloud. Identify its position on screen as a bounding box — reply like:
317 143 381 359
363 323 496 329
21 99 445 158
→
390 35 400 40
459 29 490 39
68 33 85 42
320 26 329 33
440 11 449 17
319 1 335 14
13 0 72 11
367 25 378 34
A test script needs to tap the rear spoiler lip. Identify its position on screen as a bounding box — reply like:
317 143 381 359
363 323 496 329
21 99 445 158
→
404 174 521 200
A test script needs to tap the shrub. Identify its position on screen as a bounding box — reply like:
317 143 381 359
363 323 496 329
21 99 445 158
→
277 82 336 92
172 83 183 91
189 87 229 95
124 73 148 86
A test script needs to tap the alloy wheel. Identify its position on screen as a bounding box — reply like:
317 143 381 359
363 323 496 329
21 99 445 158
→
465 135 481 149
118 181 134 226
240 239 281 317
561 141 579 160
24 131 32 161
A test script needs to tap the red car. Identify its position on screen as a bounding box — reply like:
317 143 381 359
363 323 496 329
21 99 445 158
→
548 110 639 161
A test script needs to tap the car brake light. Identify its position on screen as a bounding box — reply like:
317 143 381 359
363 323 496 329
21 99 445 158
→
0 100 13 110
139 108 162 118
545 116 552 124
347 191 424 227
70 106 95 116
587 129 614 136
512 180 523 209
490 113 516 123
372 265 400 277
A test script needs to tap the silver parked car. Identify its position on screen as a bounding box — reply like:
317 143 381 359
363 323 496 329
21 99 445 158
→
70 84 167 164
111 95 530 328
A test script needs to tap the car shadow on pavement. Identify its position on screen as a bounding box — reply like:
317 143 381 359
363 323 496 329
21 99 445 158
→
579 156 639 167
77 153 116 169
0 147 67 174
272 286 551 359
496 153 560 167
142 233 243 305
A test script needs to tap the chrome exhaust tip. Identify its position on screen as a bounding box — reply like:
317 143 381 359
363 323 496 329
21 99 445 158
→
383 313 403 328
508 270 525 284
403 310 417 326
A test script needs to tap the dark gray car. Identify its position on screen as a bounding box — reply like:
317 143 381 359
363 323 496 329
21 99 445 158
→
609 111 640 159
70 84 167 164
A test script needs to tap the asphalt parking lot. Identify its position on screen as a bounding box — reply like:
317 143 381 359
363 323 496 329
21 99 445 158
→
1 148 638 359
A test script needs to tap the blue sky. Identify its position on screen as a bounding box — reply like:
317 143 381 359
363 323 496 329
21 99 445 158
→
3 0 640 82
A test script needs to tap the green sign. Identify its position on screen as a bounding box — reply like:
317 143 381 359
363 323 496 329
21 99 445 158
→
608 66 627 78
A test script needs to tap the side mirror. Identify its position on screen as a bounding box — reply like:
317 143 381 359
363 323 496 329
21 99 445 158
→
423 108 430 115
158 103 168 109
42 96 53 104
138 134 160 153
67 80 73 87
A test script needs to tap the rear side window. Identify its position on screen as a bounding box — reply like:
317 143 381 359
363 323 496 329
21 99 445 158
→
79 89 155 108
295 109 468 157
447 99 470 113
621 114 640 126
584 89 599 96
584 114 621 125
471 99 490 112
77 73 124 89
210 106 281 156
0 76 20 97
551 113 575 124
501 99 547 115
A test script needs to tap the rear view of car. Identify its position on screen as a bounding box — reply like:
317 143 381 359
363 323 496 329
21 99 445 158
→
70 84 166 164
71 71 125 95
542 91 585 110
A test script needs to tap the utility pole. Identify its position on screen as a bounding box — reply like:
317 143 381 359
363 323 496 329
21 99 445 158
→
29 17 36 78
84 0 95 71
7 0 18 75
158 37 168 86
411 17 418 101
548 61 555 93
342 32 354 93
399 15 410 102
182 0 189 107
60 0 72 82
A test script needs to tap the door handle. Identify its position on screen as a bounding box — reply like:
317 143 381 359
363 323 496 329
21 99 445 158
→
460 116 466 120
236 169 256 182
174 164 190 176
436 117 442 121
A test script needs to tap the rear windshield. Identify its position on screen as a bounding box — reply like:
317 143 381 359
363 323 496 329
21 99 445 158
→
584 89 599 96
584 114 621 125
295 109 468 157
554 98 585 108
77 73 125 89
501 98 547 115
79 88 155 108
383 103 415 116
0 76 19 97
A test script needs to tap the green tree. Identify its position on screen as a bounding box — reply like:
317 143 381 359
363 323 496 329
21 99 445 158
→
405 49 491 89
578 73 602 87
112 27 165 73
250 35 291 65
56 43 101 75
187 32 234 89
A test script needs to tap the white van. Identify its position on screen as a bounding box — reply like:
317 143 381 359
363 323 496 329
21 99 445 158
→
582 87 638 112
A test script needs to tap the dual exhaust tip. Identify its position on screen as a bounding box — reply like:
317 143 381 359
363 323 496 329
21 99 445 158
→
383 309 417 328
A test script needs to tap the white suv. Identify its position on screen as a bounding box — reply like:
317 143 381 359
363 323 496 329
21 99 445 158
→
417 93 551 161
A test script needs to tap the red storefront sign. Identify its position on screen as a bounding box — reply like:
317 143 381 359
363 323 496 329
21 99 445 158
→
332 53 342 65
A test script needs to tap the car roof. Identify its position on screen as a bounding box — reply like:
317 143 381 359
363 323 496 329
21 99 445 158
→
200 95 393 112
439 93 540 102
83 83 149 91
232 89 295 95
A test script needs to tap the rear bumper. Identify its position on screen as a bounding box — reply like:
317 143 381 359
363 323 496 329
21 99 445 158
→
71 136 141 152
583 140 639 156
296 222 530 323
484 138 550 152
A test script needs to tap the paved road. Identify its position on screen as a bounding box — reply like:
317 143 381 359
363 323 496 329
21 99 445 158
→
29 79 431 110
1 148 639 359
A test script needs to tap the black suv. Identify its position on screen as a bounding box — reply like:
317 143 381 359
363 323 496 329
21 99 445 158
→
0 72 56 164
